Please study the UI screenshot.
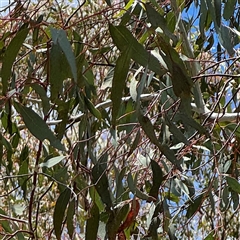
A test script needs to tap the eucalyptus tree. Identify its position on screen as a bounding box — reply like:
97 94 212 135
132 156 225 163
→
0 0 240 239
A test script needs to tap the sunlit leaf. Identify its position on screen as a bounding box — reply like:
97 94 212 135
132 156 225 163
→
109 24 166 76
39 156 65 168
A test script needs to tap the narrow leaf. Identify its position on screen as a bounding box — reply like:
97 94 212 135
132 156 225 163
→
92 153 112 209
39 156 65 168
109 24 166 76
111 48 131 128
53 188 71 240
14 102 65 151
84 95 102 120
86 204 100 240
223 0 237 20
186 194 203 219
145 4 177 43
148 160 163 201
50 28 77 82
1 25 29 94
66 199 75 239
226 176 240 194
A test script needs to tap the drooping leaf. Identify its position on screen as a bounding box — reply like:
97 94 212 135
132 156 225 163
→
39 156 65 168
30 83 50 116
148 160 163 201
49 44 69 100
218 24 238 56
66 199 75 239
53 188 71 240
226 176 240 194
18 160 28 198
138 112 180 169
109 24 166 76
145 4 177 43
92 153 112 210
223 0 237 20
84 95 102 120
157 36 193 98
86 203 100 240
165 116 189 145
186 194 203 219
1 24 29 95
50 28 77 82
14 102 65 151
111 48 131 128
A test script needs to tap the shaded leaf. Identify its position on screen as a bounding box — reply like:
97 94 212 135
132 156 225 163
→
148 160 163 201
50 28 77 82
84 95 102 120
66 199 75 239
86 203 100 240
92 153 112 210
138 112 180 169
53 188 71 240
223 0 237 20
186 194 203 219
226 176 240 194
111 48 131 128
1 24 29 95
14 102 65 151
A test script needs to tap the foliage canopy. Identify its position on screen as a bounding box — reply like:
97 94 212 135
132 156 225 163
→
1 0 240 239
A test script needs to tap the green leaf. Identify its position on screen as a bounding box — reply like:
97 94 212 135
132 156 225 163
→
92 153 112 210
14 102 65 151
66 199 75 239
1 25 29 95
148 160 163 201
226 176 240 194
86 203 100 240
145 4 177 43
218 24 238 56
49 44 69 100
186 194 203 219
157 36 193 98
50 28 77 82
109 24 166 76
111 48 131 128
127 130 140 158
84 95 102 120
30 83 50 116
165 116 189 145
204 231 215 240
127 173 149 200
39 156 65 168
53 188 71 240
18 160 28 198
138 112 180 168
223 0 237 20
